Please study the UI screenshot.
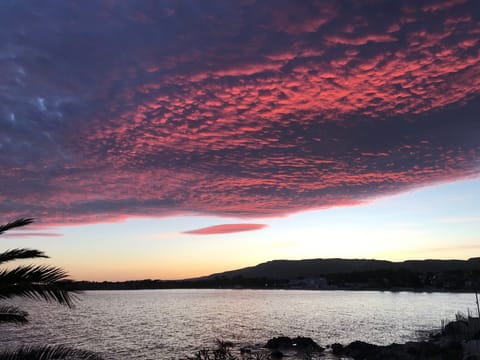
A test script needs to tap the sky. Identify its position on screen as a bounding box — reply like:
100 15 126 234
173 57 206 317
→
1 0 479 281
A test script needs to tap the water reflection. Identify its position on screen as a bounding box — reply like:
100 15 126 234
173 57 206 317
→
0 290 475 359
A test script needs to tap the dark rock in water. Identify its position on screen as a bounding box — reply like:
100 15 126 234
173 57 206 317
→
343 339 463 360
331 343 344 355
266 337 293 349
402 340 462 359
270 350 284 358
344 340 380 359
292 336 324 351
443 320 469 336
265 336 323 352
404 341 442 357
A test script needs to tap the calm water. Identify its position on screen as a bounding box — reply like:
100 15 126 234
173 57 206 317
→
0 290 476 359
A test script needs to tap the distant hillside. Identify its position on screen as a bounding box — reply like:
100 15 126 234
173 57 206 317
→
75 257 480 291
204 258 480 280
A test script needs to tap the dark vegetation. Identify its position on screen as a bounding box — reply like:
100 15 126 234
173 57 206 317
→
189 338 322 360
75 258 480 292
75 276 281 290
0 218 102 360
326 268 480 291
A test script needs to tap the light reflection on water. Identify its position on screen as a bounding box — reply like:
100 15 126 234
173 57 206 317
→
0 290 476 359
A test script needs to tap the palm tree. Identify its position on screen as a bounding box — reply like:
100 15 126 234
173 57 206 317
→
0 218 102 360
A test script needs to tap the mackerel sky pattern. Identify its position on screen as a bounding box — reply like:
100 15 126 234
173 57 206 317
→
1 0 479 225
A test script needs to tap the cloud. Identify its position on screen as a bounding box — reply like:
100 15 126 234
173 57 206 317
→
183 224 267 235
0 0 479 225
1 232 63 238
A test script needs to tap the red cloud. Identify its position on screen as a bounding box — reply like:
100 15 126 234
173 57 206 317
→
325 34 397 46
183 224 267 235
1 0 479 226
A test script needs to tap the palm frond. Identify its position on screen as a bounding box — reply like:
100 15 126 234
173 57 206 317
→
0 249 48 265
0 345 103 360
0 305 28 324
0 283 78 307
0 265 69 283
0 218 34 235
0 265 79 307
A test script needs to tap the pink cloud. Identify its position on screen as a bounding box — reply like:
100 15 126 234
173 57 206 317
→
325 34 397 46
183 224 267 235
2 232 63 238
1 0 479 226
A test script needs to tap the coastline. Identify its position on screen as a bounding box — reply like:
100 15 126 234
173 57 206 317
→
75 281 479 294
189 316 480 359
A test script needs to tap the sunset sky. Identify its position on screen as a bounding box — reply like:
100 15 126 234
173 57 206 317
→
1 0 479 281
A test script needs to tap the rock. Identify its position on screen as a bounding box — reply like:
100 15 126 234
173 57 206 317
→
265 336 323 352
292 336 324 351
342 339 463 360
266 336 293 349
443 320 469 337
344 340 380 359
375 345 408 360
404 341 442 357
270 350 284 358
331 343 344 355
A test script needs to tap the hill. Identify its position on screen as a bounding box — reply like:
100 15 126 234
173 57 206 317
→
203 257 480 280
75 257 480 291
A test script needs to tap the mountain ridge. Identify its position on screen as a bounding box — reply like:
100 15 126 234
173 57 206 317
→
202 257 480 280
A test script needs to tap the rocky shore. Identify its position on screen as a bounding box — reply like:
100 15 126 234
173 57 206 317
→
190 317 480 360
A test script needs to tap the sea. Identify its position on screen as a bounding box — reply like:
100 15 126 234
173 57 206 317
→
0 289 477 359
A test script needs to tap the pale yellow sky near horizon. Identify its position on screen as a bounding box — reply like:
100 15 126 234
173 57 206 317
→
2 179 479 281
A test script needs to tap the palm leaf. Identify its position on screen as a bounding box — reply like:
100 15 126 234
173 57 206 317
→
0 249 48 265
0 265 79 307
0 265 69 283
0 305 28 324
0 219 34 235
0 345 103 360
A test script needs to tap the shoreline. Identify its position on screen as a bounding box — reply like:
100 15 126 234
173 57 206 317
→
190 316 480 359
77 285 479 294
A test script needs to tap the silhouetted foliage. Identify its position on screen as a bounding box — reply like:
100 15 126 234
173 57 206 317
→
189 340 270 360
0 306 28 324
0 248 47 264
0 218 34 235
0 218 102 360
0 345 102 360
